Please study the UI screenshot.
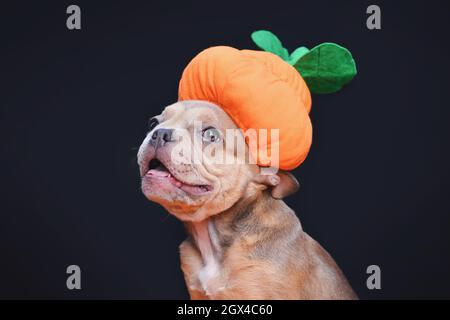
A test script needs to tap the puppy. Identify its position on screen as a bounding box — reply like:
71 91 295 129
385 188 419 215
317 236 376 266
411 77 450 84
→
137 100 357 299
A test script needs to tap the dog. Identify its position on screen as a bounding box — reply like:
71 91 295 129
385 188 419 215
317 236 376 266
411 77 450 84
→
137 100 357 299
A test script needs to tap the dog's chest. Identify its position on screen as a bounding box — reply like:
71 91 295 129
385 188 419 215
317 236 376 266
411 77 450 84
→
196 257 226 297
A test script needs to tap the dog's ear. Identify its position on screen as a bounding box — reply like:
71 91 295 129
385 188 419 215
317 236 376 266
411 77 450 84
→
271 171 300 199
253 171 300 199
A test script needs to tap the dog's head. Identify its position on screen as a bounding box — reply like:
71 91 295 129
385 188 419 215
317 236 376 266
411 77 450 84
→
137 100 299 222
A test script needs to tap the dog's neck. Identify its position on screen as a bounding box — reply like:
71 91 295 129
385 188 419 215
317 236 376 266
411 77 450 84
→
185 190 299 265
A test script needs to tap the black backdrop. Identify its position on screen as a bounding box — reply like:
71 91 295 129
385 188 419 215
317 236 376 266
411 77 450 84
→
1 0 449 299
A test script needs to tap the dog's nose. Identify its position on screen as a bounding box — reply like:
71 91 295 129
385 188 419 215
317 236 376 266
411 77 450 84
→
150 128 174 147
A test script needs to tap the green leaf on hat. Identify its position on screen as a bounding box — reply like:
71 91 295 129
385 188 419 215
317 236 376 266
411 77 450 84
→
251 30 289 61
287 46 310 65
293 43 357 94
251 30 357 94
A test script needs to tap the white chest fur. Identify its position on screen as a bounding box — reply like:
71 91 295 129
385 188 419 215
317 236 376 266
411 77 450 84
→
197 257 223 296
191 220 226 297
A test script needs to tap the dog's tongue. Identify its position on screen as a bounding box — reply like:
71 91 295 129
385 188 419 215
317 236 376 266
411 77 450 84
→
147 169 170 177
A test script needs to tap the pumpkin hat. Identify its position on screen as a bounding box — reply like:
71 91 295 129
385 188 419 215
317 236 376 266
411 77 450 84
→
178 30 357 170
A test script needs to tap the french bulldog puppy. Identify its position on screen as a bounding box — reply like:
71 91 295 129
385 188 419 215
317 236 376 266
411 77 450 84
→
137 100 357 299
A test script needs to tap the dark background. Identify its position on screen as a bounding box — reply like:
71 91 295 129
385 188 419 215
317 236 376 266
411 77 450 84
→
0 0 449 299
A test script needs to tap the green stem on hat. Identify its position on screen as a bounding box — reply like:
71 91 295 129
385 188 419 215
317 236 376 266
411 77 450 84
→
251 30 357 94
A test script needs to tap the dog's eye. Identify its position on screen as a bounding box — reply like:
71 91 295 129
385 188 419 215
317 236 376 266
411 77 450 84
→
148 118 159 131
202 127 221 143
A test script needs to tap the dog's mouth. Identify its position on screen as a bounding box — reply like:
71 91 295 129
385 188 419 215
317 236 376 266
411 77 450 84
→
144 158 213 195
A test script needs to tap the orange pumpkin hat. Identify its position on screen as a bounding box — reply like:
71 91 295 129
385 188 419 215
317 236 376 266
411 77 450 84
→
178 31 357 170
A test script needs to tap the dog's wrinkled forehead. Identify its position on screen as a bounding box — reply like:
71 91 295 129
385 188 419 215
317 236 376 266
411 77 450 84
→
159 101 238 130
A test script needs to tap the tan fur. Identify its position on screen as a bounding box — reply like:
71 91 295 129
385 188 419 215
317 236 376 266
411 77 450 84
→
138 101 357 300
180 190 357 300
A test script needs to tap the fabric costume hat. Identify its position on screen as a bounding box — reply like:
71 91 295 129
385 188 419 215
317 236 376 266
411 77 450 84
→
178 30 357 170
